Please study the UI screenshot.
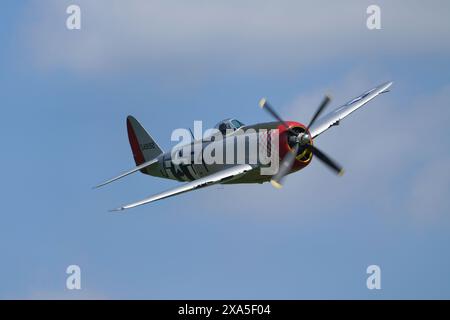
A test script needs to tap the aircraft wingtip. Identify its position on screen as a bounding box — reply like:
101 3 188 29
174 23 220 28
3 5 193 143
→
383 81 393 89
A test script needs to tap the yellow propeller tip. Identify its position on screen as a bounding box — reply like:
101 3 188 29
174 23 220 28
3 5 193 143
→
259 98 267 108
338 169 345 176
270 179 283 189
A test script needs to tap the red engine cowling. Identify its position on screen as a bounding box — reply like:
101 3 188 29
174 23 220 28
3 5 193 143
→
277 121 313 173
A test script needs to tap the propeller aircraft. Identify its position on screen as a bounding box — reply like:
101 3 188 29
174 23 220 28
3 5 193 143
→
95 82 392 211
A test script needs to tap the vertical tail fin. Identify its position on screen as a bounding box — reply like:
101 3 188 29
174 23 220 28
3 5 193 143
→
126 116 163 166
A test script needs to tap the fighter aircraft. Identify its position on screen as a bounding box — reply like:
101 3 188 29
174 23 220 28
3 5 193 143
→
95 81 392 211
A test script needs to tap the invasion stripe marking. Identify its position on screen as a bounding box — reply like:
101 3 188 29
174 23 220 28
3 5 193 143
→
180 164 195 181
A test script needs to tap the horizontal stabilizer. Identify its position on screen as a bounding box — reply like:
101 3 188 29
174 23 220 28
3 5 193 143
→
93 158 159 189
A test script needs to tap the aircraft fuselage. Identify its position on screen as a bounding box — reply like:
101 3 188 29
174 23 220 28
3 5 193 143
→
143 121 312 184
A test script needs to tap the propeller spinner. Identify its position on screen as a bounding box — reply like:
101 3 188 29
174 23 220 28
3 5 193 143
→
259 95 344 188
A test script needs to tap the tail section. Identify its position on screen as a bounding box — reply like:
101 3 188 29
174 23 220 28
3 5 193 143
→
126 116 163 166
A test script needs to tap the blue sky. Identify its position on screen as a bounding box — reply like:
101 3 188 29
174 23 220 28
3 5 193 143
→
1 0 450 299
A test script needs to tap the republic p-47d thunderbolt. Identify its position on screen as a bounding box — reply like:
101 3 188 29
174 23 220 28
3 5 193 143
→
95 82 392 211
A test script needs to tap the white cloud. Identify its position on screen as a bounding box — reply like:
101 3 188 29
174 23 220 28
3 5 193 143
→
19 0 450 75
187 77 450 228
16 1 450 226
409 157 450 224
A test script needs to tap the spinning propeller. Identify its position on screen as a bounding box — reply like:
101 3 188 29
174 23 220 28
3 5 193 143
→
259 95 344 188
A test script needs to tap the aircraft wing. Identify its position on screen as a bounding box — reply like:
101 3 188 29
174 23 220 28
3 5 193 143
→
309 82 392 139
111 164 254 211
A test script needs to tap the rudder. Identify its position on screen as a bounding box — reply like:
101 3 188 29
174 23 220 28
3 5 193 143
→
126 115 163 166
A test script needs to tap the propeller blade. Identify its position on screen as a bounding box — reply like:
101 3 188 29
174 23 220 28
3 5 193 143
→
307 144 344 176
307 95 331 130
270 144 300 188
259 98 291 131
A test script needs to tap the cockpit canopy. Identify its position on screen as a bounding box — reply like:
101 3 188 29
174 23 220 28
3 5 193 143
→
214 118 245 135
